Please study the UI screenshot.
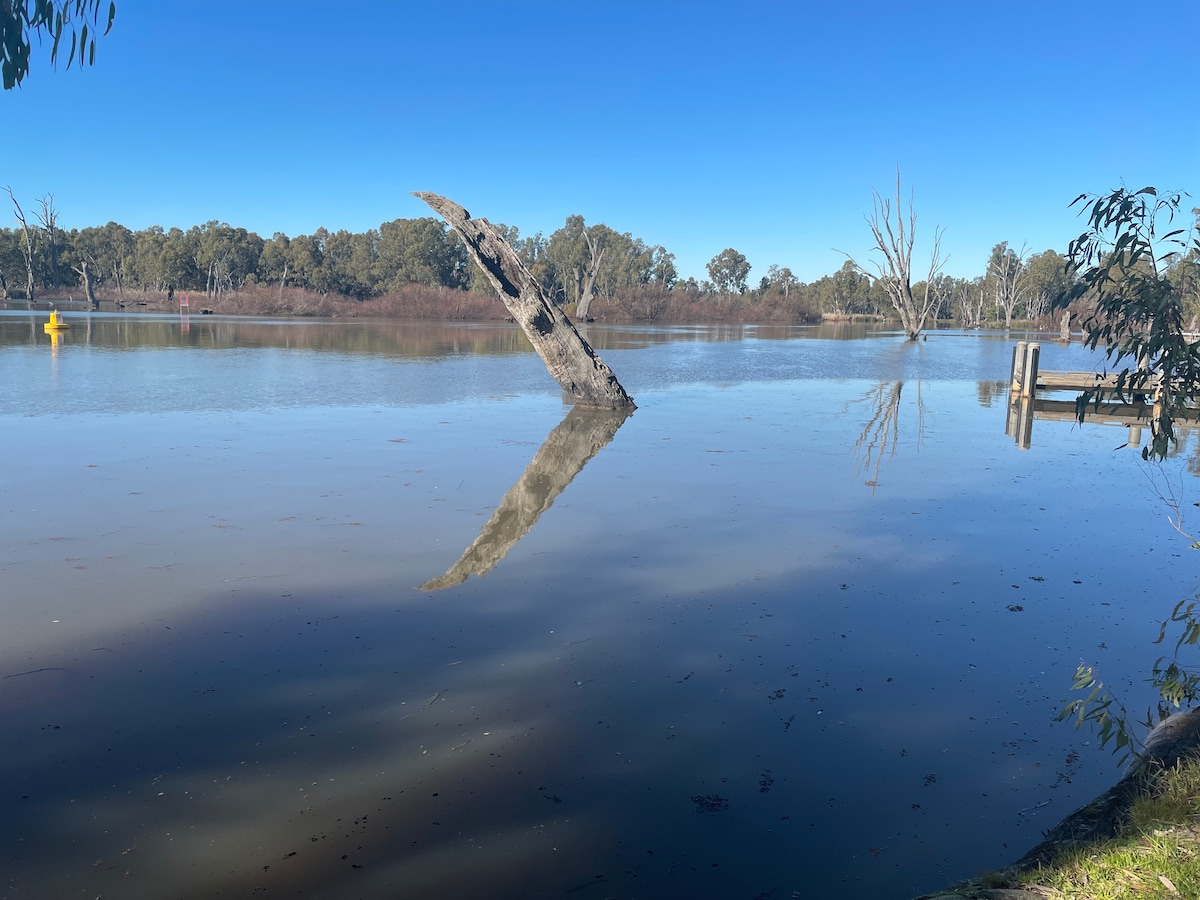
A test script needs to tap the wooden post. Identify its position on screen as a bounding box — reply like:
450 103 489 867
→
1006 396 1034 450
1010 341 1028 394
1022 342 1040 398
414 192 635 410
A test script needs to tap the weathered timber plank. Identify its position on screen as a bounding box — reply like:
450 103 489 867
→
1036 371 1159 392
414 192 635 410
1030 398 1197 424
1031 399 1153 424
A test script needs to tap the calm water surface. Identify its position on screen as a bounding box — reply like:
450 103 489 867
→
1 312 1196 899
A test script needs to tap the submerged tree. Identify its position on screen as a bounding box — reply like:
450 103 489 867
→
840 170 946 340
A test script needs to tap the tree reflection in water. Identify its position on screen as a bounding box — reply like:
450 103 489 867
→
419 406 632 591
850 380 925 492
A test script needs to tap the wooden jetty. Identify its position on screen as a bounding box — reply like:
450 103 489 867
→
1005 340 1164 450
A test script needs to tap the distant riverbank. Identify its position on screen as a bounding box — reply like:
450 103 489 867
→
3 284 934 329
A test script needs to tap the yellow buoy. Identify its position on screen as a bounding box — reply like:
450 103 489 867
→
44 309 69 333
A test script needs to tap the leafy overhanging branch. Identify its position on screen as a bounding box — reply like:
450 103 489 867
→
1055 186 1200 460
1 0 115 90
1057 187 1200 762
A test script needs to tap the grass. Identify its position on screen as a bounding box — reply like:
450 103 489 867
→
1009 757 1200 898
925 757 1200 899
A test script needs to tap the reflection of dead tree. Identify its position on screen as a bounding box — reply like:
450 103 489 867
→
853 382 903 490
414 192 635 409
1142 459 1200 549
851 381 927 491
419 406 632 591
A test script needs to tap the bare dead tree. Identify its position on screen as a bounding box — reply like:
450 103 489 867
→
575 228 606 321
839 171 946 340
953 279 987 329
72 258 98 308
6 186 36 302
34 194 61 289
989 241 1030 330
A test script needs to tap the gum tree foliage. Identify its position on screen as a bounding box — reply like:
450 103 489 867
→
812 260 869 315
192 221 264 297
1057 187 1200 763
1022 249 1073 322
535 215 675 315
375 216 469 292
71 221 134 293
706 248 750 294
761 264 799 299
1 0 115 89
1056 187 1200 462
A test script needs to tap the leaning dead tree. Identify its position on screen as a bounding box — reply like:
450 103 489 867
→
840 171 945 341
414 192 635 409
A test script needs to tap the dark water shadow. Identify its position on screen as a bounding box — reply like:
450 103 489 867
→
418 406 633 591
0 548 1087 900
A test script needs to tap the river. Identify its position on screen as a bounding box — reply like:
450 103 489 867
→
1 311 1194 899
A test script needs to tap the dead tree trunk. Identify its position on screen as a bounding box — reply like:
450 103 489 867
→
575 229 605 321
73 260 98 309
35 195 61 290
839 171 945 340
6 187 36 302
415 192 635 409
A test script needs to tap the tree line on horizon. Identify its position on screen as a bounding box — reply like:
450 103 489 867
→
2 191 1197 328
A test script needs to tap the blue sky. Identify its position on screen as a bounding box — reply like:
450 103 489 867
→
3 0 1196 284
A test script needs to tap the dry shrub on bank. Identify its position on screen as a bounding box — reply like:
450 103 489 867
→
57 281 818 325
75 284 509 320
596 284 819 324
355 285 508 320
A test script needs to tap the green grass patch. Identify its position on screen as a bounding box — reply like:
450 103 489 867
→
1015 758 1200 898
